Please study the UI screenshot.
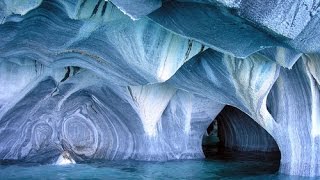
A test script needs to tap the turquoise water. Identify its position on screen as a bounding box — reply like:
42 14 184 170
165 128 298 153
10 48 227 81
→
0 160 276 180
0 150 316 180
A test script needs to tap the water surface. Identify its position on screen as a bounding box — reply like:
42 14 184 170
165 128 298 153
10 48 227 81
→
0 150 315 180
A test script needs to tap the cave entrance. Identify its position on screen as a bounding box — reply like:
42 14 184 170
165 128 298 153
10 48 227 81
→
202 105 281 174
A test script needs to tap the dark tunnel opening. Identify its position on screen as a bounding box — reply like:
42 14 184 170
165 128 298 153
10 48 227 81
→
202 105 281 175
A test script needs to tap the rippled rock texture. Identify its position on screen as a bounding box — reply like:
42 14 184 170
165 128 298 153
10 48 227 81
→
0 0 319 177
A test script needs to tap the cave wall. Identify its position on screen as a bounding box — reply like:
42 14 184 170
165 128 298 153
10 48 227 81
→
267 55 320 176
0 0 320 177
0 60 224 162
216 106 279 152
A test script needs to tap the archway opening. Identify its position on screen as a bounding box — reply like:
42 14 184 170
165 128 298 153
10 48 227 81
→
202 105 281 176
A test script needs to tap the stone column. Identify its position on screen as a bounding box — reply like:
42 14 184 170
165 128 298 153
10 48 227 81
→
267 55 320 176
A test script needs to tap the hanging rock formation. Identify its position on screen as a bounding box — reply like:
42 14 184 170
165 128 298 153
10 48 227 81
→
0 0 319 177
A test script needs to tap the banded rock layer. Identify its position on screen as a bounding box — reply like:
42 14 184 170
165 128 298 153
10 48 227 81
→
0 0 320 177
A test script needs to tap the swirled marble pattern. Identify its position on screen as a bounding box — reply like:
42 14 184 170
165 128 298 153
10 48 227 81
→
110 0 161 19
0 63 224 162
266 55 320 176
0 0 204 85
0 0 320 177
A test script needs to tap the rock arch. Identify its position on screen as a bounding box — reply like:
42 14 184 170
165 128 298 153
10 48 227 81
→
216 105 279 152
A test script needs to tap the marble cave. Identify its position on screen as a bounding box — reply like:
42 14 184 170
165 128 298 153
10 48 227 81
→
0 0 320 178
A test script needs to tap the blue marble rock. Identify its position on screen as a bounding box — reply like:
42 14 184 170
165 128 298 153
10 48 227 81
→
0 0 42 24
0 0 204 85
258 47 302 69
177 0 241 8
0 63 224 162
286 14 320 54
175 0 320 40
238 0 320 39
110 0 161 19
149 1 280 58
0 0 320 178
267 55 320 176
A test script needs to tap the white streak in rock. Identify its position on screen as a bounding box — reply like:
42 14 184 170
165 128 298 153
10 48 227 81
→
129 84 176 136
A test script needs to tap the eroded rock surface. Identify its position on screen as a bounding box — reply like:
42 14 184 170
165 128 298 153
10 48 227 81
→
0 0 319 177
